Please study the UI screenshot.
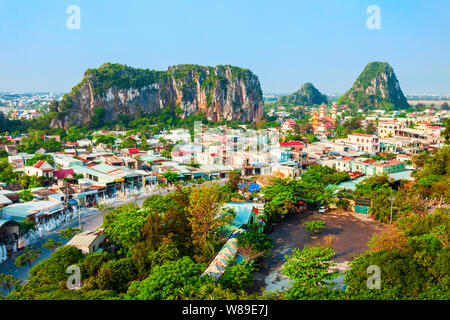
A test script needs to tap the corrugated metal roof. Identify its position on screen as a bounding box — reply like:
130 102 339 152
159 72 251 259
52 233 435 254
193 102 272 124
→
0 194 12 206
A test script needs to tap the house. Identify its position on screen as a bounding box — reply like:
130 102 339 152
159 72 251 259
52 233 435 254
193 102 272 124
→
101 156 124 167
35 147 46 154
197 152 222 165
2 200 63 224
272 163 301 178
123 157 138 170
77 139 93 147
346 133 380 154
279 141 305 151
7 155 24 168
25 160 54 178
281 119 296 132
43 135 60 142
370 160 406 175
0 144 18 156
65 229 106 254
0 190 20 204
171 150 194 164
123 148 141 156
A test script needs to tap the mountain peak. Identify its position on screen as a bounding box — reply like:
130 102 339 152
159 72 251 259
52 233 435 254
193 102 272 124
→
278 82 327 106
338 61 409 109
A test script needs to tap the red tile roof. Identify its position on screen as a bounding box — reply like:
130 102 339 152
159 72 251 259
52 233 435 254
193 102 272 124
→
349 171 364 179
372 160 404 167
280 141 305 147
127 148 140 154
34 160 46 169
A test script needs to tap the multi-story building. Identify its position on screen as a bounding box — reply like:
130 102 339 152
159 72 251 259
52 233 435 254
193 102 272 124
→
377 121 406 138
346 133 380 154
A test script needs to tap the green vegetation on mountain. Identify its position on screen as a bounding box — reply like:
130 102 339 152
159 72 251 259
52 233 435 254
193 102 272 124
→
337 62 409 110
278 82 328 106
47 63 263 129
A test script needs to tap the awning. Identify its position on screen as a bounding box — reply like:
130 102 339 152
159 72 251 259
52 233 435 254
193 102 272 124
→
193 173 204 177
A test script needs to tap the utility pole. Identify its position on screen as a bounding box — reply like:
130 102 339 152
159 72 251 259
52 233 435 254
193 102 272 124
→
78 208 82 232
388 196 396 228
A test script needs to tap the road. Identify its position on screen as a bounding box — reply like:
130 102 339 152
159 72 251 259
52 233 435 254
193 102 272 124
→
0 179 227 294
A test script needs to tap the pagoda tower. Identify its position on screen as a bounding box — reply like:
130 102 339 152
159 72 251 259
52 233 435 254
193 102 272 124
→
311 108 319 129
319 104 326 118
331 104 337 122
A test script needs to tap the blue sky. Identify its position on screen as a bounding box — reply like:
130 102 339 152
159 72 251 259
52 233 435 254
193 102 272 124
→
0 0 449 94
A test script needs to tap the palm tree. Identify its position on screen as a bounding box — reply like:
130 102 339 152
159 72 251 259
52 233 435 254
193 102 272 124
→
0 273 22 293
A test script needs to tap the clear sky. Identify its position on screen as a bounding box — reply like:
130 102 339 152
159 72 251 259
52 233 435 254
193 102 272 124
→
0 0 449 94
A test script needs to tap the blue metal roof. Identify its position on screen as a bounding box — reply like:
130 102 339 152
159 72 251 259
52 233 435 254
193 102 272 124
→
238 182 261 193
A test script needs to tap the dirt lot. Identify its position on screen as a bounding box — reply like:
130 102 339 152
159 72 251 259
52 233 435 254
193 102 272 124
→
248 210 383 293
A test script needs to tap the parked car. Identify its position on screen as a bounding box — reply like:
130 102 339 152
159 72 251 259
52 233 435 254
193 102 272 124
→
318 206 328 213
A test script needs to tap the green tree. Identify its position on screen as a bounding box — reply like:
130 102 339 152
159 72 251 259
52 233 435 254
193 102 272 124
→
18 218 36 234
236 230 273 262
345 249 429 299
282 246 339 300
126 256 206 300
58 227 81 239
19 246 84 297
90 108 106 129
218 261 255 291
227 170 242 192
303 220 326 235
26 153 55 166
42 238 62 252
162 170 179 184
187 183 233 247
18 189 34 202
19 174 42 189
15 246 42 268
442 117 450 144
103 204 148 255
0 273 22 294
96 258 138 293
81 251 111 279
0 159 19 185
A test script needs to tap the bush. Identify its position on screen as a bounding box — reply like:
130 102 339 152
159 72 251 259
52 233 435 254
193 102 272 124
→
96 258 137 292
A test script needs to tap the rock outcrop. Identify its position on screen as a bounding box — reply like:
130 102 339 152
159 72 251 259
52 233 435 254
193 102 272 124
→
51 63 264 128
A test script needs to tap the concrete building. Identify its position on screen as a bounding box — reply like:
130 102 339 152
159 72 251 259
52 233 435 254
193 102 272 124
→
65 229 106 254
346 133 380 154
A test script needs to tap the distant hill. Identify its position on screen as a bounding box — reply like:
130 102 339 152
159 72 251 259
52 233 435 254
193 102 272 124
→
277 82 328 106
337 61 409 110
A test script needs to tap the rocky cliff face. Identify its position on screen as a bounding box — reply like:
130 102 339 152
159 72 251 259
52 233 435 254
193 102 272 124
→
338 62 409 109
278 82 327 105
51 63 264 128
